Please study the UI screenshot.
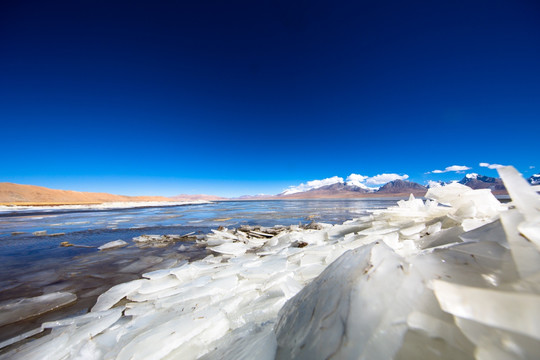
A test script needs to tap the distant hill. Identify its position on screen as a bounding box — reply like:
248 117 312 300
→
458 173 506 193
232 194 274 200
376 180 427 194
0 182 173 205
169 194 226 201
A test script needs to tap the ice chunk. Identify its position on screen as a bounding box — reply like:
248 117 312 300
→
406 311 474 352
116 307 228 360
209 242 249 256
425 221 442 235
98 239 128 250
400 223 426 237
498 166 540 221
136 275 181 295
500 210 540 278
92 279 145 312
0 327 44 350
454 316 540 359
459 219 508 248
0 292 77 327
275 242 424 360
433 280 540 340
199 322 277 360
417 226 464 250
426 183 502 218
518 221 540 251
426 183 472 205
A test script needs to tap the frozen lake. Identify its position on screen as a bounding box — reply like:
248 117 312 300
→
0 198 400 343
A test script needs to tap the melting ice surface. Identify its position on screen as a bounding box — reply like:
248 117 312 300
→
0 199 395 346
2 168 540 359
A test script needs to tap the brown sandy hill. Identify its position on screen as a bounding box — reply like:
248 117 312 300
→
0 182 172 205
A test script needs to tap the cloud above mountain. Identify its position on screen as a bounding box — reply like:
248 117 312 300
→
345 174 369 187
281 176 344 195
479 162 505 169
282 172 410 194
365 173 409 185
429 165 471 174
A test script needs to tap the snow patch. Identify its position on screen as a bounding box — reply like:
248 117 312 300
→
280 176 344 195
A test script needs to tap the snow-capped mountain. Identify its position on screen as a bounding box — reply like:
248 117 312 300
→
277 180 427 198
458 174 506 191
529 174 540 185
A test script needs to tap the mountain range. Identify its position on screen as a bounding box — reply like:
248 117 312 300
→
1 173 538 204
272 179 428 199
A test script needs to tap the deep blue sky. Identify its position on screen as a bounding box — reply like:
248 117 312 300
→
1 0 539 196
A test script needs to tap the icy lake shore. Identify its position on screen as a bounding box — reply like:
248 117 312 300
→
2 166 540 359
0 200 211 214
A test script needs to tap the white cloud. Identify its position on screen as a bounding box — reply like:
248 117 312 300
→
427 180 443 188
345 174 368 187
281 176 344 195
479 162 505 169
365 173 409 185
345 174 375 191
281 172 411 195
430 165 471 174
530 166 536 169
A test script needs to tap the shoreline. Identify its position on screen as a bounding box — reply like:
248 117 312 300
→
0 200 211 212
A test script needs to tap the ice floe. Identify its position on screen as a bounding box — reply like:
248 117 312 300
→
98 240 128 250
2 166 540 359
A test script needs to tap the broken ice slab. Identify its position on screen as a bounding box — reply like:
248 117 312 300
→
518 221 540 251
458 219 509 248
416 226 464 250
405 311 474 355
426 183 503 218
0 327 44 350
98 239 128 250
199 322 277 360
92 279 146 312
115 307 229 360
454 316 540 359
209 242 249 256
500 210 540 278
0 292 77 327
275 242 425 360
433 280 540 340
6 307 124 360
32 230 47 236
498 166 540 221
400 223 426 237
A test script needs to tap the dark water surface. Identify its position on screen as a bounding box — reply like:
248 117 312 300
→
0 199 399 343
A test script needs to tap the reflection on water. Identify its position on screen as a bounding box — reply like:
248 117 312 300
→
0 199 399 344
